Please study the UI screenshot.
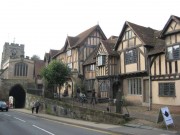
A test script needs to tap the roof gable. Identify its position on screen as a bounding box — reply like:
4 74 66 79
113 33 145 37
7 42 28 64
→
115 21 158 50
160 15 180 37
74 25 107 47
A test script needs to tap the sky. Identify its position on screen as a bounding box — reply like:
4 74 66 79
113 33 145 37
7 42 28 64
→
0 0 179 62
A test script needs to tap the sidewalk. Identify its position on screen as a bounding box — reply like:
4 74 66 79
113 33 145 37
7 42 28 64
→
12 108 178 135
125 106 180 133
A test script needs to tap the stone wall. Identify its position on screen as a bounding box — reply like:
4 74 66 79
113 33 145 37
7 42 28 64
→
26 93 126 125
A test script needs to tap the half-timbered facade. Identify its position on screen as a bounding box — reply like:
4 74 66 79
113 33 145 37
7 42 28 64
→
96 37 119 99
115 21 164 105
83 36 119 99
150 15 180 107
53 25 107 96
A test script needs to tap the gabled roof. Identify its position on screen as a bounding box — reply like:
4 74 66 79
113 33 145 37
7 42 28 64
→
44 49 59 61
74 25 106 47
34 60 45 77
101 37 118 56
115 21 161 50
54 25 107 58
83 37 118 66
160 15 180 38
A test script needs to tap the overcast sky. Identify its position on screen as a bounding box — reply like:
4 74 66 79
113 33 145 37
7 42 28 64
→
0 0 179 61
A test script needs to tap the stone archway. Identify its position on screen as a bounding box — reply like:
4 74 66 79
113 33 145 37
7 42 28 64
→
9 84 26 108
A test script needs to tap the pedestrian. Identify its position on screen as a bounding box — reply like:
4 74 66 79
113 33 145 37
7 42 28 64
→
35 100 40 114
90 89 97 105
31 101 35 114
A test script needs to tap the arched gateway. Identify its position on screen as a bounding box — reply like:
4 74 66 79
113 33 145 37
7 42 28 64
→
9 84 26 108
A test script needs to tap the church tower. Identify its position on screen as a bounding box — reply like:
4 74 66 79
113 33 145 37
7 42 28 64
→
1 42 24 69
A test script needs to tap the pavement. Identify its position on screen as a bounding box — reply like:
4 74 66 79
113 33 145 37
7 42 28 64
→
12 108 179 135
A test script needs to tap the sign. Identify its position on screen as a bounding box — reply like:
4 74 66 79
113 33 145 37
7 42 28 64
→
157 106 174 129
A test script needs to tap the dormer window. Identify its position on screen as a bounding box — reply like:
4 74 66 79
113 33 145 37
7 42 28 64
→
98 55 105 66
167 44 180 60
67 50 71 56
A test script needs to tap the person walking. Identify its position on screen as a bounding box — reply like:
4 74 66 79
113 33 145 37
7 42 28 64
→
35 100 40 114
31 101 35 114
90 89 97 105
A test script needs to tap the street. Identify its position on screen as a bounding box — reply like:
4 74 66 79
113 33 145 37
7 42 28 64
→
0 110 120 135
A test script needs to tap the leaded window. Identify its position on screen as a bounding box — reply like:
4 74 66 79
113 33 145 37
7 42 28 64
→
159 83 175 97
125 49 137 64
128 78 141 95
167 44 180 60
14 62 28 76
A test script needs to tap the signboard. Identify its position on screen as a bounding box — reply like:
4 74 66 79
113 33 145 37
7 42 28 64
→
157 106 174 129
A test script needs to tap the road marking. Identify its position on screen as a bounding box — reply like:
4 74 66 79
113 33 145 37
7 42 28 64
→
32 125 55 135
42 118 119 135
14 117 26 122
4 114 11 116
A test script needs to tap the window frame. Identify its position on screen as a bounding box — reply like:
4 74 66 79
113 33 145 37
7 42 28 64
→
128 78 141 95
159 82 175 97
14 62 28 76
98 55 106 66
125 49 137 64
166 44 180 61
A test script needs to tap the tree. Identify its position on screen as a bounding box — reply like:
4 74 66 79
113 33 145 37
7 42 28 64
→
41 60 71 99
31 55 40 61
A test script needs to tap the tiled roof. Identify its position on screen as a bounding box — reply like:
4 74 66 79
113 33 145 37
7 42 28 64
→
127 22 158 46
101 38 118 56
53 25 106 58
34 60 45 77
49 49 59 57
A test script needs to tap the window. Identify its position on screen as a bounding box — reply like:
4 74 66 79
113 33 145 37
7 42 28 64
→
159 83 175 97
98 55 106 66
99 81 109 91
14 62 28 76
125 49 137 64
85 79 95 91
87 64 95 71
67 50 71 56
125 31 132 40
128 78 141 95
167 44 180 60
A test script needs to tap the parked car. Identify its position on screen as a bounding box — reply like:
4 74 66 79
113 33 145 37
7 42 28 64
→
0 101 9 112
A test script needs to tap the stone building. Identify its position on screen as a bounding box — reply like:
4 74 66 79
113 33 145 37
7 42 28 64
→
0 42 44 108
